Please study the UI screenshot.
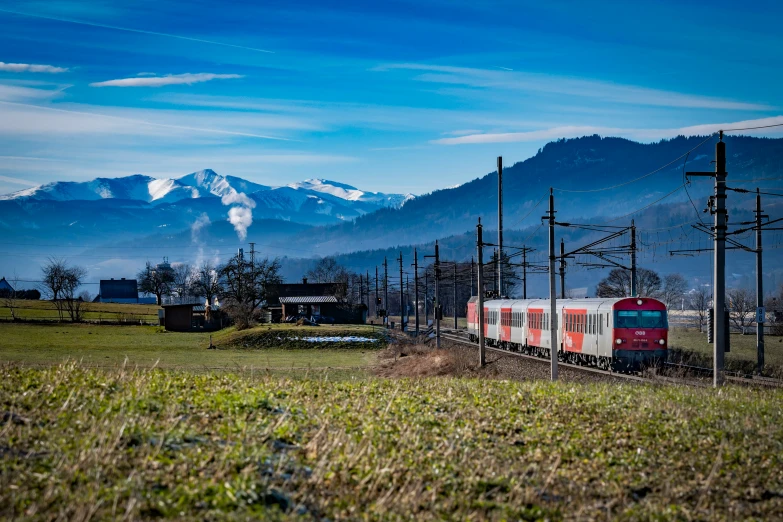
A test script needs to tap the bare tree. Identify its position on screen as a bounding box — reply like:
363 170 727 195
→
218 254 282 329
41 258 87 321
727 288 756 334
137 262 174 306
2 274 20 321
595 268 662 298
661 273 688 311
171 263 193 304
688 285 712 332
305 257 358 304
191 262 221 305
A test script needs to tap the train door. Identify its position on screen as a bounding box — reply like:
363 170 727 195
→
527 308 543 347
500 307 512 342
563 308 586 353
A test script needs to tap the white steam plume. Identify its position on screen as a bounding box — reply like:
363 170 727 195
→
190 212 211 243
221 190 255 240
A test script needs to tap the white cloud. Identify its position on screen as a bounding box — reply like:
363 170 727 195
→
90 73 244 88
0 62 68 73
0 83 66 101
378 63 772 111
432 116 783 145
0 175 37 186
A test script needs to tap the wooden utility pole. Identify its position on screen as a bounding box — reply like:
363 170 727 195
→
413 249 420 335
477 218 485 367
454 263 458 329
384 257 389 326
398 252 404 331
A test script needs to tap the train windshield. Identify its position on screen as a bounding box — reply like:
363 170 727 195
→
614 310 668 328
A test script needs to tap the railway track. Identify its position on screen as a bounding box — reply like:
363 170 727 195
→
439 329 783 388
439 330 650 384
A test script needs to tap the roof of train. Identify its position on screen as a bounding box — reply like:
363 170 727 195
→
470 297 665 309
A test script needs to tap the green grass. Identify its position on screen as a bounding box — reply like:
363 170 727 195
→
2 364 782 520
668 328 783 375
0 323 376 371
0 299 160 322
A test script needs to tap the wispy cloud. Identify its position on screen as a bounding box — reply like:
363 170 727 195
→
90 73 244 88
0 100 292 140
378 63 772 111
0 62 68 73
0 83 66 101
0 174 37 186
431 116 783 145
0 7 275 53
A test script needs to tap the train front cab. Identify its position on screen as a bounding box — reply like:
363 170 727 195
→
611 298 668 371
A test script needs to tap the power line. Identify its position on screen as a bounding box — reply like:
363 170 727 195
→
552 135 715 194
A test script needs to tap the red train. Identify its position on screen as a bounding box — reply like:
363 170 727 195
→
466 297 668 371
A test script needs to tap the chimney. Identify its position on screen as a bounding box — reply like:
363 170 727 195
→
302 277 308 284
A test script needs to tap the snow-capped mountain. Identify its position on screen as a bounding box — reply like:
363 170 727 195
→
0 170 414 213
286 178 414 208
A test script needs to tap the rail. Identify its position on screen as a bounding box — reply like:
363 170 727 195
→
440 329 783 388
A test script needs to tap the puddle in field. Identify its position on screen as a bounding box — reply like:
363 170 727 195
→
282 336 378 343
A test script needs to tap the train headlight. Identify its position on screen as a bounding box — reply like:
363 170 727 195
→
636 299 643 305
615 338 622 345
659 339 666 346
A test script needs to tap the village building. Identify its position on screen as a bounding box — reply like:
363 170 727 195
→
0 277 14 293
95 278 140 304
271 278 367 324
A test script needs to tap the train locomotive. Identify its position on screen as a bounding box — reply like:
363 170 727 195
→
466 297 668 371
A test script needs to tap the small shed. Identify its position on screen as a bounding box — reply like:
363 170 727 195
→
162 303 224 332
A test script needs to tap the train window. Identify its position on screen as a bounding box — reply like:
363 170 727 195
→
640 311 667 328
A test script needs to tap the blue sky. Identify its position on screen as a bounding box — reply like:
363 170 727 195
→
1 0 782 196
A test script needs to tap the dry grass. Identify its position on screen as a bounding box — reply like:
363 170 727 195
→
3 362 783 520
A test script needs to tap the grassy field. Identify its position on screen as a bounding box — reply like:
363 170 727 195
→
2 364 782 520
0 299 160 322
0 323 378 371
669 328 783 374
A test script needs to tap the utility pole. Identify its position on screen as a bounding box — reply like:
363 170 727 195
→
687 131 727 387
497 156 504 298
384 257 389 326
522 247 527 299
454 263 458 329
471 257 475 296
424 269 429 324
398 251 404 331
375 266 379 318
424 242 441 345
435 241 440 346
492 249 498 295
359 274 363 309
406 275 410 328
631 220 638 297
477 218 485 367
755 188 765 374
544 188 558 381
559 238 566 299
413 249 420 335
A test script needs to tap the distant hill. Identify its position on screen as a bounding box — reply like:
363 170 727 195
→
1 134 781 288
276 135 783 253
